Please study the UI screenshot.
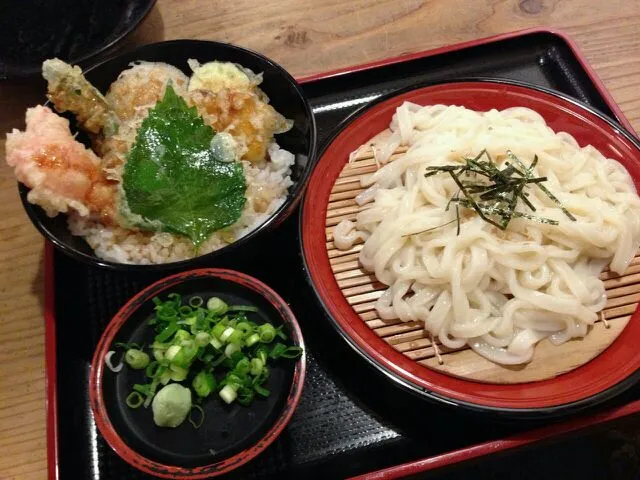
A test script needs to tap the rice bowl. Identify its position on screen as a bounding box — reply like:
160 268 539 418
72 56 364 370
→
69 143 295 264
7 40 317 270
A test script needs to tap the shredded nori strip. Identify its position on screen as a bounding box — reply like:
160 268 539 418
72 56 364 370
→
419 150 575 235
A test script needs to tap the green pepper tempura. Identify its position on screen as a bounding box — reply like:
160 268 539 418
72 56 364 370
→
107 292 303 428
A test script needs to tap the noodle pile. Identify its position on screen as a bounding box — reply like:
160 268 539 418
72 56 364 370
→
334 104 640 365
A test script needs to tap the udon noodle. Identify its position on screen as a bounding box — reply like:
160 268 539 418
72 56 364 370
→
334 104 640 365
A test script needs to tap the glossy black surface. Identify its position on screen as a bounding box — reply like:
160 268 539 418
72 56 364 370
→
0 0 156 79
102 281 296 467
52 31 640 479
19 40 317 272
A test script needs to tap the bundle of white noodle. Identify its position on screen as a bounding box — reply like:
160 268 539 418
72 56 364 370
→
333 104 640 365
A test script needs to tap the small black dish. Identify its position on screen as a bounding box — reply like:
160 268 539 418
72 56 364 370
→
89 268 306 478
17 39 317 271
0 0 156 79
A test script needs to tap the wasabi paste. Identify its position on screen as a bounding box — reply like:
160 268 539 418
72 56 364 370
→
151 383 192 428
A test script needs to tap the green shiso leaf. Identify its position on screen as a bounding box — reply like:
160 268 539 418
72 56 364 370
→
122 84 246 246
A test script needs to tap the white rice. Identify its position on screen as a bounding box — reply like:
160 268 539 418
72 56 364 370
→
68 142 295 264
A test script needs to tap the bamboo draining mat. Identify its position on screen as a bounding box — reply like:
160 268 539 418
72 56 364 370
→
325 141 637 385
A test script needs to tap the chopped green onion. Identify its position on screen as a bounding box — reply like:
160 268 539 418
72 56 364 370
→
156 306 178 322
188 404 205 429
212 353 227 367
170 365 188 381
115 341 141 350
227 329 244 344
234 357 251 375
195 332 211 347
167 293 182 304
211 323 227 340
119 293 303 424
174 329 190 342
220 327 236 342
245 333 260 347
124 349 150 369
227 305 259 313
126 391 145 408
209 337 223 350
237 387 254 406
193 371 216 397
252 366 269 386
104 351 123 373
281 346 303 358
254 384 270 397
188 296 204 308
236 321 254 333
153 348 165 362
250 357 264 376
207 297 228 315
219 384 237 404
179 316 197 326
143 377 160 408
145 361 161 378
275 326 288 340
171 341 198 368
155 321 179 342
254 346 268 365
225 343 241 357
165 345 181 361
258 323 276 343
133 383 151 395
159 369 172 385
269 343 287 359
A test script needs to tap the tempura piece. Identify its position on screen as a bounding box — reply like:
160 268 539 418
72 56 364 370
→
93 62 190 175
190 88 291 162
187 59 261 93
105 61 189 124
6 106 116 223
42 59 110 134
186 60 291 163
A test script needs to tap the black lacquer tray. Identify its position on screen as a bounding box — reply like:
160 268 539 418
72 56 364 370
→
44 28 640 480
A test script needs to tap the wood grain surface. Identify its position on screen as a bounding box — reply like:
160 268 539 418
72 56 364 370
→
1 0 640 478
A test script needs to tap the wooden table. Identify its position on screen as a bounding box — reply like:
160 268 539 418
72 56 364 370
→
1 1 640 478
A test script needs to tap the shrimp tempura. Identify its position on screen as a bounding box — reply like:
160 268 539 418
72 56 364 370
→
6 106 116 223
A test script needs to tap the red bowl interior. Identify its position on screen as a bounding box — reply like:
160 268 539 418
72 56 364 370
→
301 81 640 411
89 268 306 479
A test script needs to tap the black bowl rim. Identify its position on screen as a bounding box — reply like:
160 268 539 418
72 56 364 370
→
17 39 318 272
299 76 640 420
2 0 158 79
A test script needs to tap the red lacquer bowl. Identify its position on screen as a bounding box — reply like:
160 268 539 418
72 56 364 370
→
300 79 640 416
89 268 306 478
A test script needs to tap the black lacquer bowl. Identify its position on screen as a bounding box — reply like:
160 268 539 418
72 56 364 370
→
17 40 317 272
89 268 306 478
0 0 156 79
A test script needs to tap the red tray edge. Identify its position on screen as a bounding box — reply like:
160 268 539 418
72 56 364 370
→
348 399 640 480
42 27 638 480
44 242 58 480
